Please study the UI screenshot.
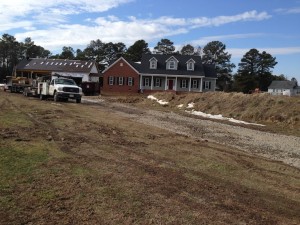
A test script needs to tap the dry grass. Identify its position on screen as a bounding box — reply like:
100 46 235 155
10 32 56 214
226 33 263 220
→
146 92 300 136
1 91 300 225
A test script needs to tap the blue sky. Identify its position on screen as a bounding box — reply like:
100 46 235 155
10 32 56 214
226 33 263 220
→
1 0 300 81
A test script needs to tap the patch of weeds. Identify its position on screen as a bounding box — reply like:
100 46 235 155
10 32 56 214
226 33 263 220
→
0 145 48 208
37 190 57 203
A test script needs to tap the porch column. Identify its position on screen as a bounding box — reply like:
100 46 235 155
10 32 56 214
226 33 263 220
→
175 77 178 91
200 77 203 92
151 76 154 90
165 76 168 90
140 75 143 91
189 77 192 92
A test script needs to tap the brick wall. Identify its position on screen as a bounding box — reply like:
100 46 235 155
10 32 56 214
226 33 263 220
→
103 59 140 93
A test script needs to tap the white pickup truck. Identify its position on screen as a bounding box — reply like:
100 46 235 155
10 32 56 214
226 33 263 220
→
39 77 82 103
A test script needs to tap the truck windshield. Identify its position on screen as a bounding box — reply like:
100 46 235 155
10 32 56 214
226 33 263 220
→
55 79 76 85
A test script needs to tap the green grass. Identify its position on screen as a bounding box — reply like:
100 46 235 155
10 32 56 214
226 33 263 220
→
0 143 49 209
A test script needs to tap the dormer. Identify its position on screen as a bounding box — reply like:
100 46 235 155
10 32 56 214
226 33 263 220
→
166 56 179 70
186 58 195 71
149 57 158 69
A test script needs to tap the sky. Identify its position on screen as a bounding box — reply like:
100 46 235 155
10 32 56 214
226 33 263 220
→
0 0 300 81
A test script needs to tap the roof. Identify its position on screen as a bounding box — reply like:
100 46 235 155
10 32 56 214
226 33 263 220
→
102 57 140 74
139 54 217 78
268 80 297 89
15 58 98 73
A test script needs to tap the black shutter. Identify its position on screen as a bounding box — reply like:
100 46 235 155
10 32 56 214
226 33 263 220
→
203 81 205 89
132 78 134 86
209 81 211 89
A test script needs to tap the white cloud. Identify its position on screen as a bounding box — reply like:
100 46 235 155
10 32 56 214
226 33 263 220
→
275 7 300 14
0 0 134 31
188 10 271 28
228 47 300 58
189 33 265 46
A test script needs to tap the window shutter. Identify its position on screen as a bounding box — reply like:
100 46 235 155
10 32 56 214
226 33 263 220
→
203 81 205 89
108 77 110 85
209 81 211 89
132 78 134 85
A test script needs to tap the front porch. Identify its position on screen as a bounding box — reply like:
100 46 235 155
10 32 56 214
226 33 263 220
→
140 75 214 93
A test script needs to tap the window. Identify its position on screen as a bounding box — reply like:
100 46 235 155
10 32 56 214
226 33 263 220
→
144 78 150 86
168 60 175 70
188 62 194 71
109 76 114 85
192 80 198 89
155 78 161 87
128 77 133 86
150 60 157 69
181 79 187 88
118 77 124 85
205 81 211 89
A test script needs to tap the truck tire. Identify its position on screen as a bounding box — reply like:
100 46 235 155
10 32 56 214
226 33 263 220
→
54 91 59 102
76 98 81 103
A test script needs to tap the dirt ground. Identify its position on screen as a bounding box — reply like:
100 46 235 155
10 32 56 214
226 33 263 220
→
1 91 300 225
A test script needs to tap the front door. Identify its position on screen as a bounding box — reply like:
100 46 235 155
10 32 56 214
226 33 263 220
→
168 79 174 90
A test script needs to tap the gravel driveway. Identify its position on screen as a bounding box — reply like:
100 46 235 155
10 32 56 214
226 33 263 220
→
84 98 300 169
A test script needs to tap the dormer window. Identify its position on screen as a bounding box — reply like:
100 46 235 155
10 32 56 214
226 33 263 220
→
166 56 178 70
186 59 195 71
149 57 157 69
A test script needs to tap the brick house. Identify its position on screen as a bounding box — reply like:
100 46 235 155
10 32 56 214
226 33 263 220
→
102 57 141 93
102 54 217 94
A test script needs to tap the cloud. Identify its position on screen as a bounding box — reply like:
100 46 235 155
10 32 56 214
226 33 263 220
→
189 10 271 28
4 3 271 53
189 33 266 46
228 47 300 58
0 0 134 31
275 7 300 14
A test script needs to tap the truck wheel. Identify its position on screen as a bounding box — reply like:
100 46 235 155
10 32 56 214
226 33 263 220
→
76 98 81 103
54 92 59 102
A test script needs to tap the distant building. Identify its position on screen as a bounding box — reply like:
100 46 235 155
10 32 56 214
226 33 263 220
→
268 80 299 96
102 54 217 94
14 58 101 85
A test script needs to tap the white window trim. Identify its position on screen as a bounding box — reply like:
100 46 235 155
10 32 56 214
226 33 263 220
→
181 79 187 88
192 79 198 89
167 60 177 70
109 76 114 85
187 62 194 71
128 77 133 86
150 60 157 69
205 81 211 89
145 78 150 86
155 78 161 87
118 77 124 85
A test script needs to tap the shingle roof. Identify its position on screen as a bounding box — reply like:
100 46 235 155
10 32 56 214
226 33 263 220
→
139 54 217 78
15 58 98 73
268 80 297 89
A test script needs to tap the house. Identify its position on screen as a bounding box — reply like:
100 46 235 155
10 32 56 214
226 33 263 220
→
102 54 217 94
102 57 141 93
14 58 101 85
268 80 299 96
